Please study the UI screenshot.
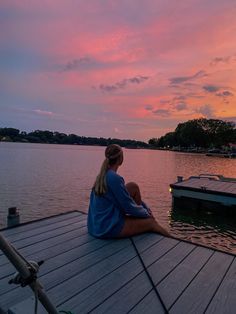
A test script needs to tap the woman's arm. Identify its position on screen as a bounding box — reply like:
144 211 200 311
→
108 173 151 218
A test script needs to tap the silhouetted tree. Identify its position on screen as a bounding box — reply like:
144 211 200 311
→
149 118 235 149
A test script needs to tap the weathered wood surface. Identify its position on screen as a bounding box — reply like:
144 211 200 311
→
173 177 236 195
1 211 236 314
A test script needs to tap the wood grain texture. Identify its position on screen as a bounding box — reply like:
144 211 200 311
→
205 257 236 314
169 251 233 314
2 212 236 314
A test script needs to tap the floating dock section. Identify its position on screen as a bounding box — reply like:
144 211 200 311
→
1 211 236 313
170 175 236 211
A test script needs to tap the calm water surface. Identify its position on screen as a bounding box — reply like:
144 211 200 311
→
0 142 236 253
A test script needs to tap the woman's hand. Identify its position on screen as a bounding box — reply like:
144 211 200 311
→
147 207 154 217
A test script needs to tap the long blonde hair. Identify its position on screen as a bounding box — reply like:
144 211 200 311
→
93 144 123 196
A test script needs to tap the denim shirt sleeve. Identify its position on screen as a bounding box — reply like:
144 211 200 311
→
108 172 150 218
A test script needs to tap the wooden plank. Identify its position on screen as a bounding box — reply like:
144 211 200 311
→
0 240 132 311
8 296 48 314
132 233 164 253
0 218 87 264
131 233 148 244
1 211 82 236
45 240 132 293
0 235 108 294
0 225 90 267
7 242 135 314
129 290 165 314
8 289 164 314
205 257 236 314
0 224 88 271
226 185 236 193
1 214 86 243
176 178 236 195
90 272 153 313
41 240 131 288
169 251 233 314
148 241 196 285
0 219 87 257
56 254 143 313
221 186 236 194
2 211 236 314
140 237 179 267
157 246 213 310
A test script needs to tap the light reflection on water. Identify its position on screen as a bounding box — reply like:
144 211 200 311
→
170 208 236 253
0 142 236 253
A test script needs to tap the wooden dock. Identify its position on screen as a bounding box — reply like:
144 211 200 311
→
1 211 236 314
170 176 236 209
171 177 236 196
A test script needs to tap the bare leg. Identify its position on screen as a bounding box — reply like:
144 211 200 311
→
118 216 170 238
125 182 142 205
126 181 154 216
124 181 170 237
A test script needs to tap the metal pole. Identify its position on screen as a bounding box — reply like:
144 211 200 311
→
0 233 58 314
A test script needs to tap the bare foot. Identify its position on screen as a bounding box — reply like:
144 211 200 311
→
152 219 170 237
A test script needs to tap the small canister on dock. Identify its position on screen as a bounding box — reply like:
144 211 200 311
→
7 207 20 227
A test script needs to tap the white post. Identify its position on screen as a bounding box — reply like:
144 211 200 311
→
0 233 58 314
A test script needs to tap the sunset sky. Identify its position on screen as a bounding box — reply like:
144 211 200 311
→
1 0 236 141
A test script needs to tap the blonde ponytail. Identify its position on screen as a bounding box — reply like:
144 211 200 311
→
93 158 109 196
93 144 123 196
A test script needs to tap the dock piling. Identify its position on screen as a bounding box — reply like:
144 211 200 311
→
177 176 183 182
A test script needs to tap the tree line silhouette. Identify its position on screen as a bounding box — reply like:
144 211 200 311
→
0 128 148 148
1 118 235 149
149 118 236 149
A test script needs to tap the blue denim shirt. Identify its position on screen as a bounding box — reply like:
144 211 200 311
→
87 169 150 238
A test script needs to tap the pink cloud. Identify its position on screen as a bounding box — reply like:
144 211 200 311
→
1 0 236 140
33 109 53 116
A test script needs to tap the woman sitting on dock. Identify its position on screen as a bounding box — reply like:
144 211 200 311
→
87 144 170 238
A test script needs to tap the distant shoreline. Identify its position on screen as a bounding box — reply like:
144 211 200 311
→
0 128 149 149
0 140 153 149
2 141 236 159
1 121 235 154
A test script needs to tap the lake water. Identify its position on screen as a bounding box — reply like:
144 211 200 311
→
0 142 236 253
